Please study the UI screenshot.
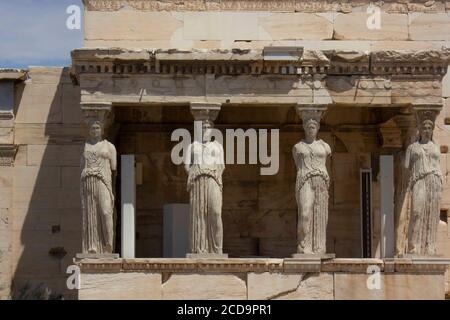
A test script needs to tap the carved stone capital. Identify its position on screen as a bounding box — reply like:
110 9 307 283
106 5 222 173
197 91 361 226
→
190 102 222 123
295 104 329 124
0 68 28 81
411 103 443 126
81 102 114 131
379 119 403 149
0 144 17 167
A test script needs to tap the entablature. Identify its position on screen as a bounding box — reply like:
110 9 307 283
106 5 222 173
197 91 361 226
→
71 48 450 84
71 48 450 107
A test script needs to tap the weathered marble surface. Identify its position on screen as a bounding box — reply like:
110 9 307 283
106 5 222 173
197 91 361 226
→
163 274 247 300
293 107 331 254
335 273 445 300
248 272 333 300
185 104 225 255
75 258 450 300
79 272 162 300
80 114 117 254
82 2 450 48
405 107 443 256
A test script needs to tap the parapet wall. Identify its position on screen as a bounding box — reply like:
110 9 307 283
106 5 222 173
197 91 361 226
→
75 258 449 300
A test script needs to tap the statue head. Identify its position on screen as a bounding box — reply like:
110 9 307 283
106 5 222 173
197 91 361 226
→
202 120 214 143
419 119 434 142
302 110 322 142
303 119 320 141
88 119 104 141
415 109 438 143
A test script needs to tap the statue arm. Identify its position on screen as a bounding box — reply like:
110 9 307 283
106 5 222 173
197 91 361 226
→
404 144 412 170
109 143 118 194
184 144 192 174
292 145 299 168
80 152 85 170
325 142 332 157
218 143 225 173
109 143 118 172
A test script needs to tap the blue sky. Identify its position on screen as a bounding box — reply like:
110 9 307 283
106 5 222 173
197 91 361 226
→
0 0 84 68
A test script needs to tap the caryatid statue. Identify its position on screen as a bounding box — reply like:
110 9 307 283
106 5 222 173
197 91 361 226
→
405 107 443 256
184 103 226 256
80 107 117 255
293 106 331 255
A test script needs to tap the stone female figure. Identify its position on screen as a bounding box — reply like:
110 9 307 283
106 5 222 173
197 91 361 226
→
293 114 331 254
405 116 442 256
80 120 117 254
185 121 225 255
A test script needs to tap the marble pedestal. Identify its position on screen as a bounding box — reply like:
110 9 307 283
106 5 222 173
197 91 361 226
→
291 253 336 259
186 253 229 259
397 254 446 259
75 253 120 259
74 257 450 300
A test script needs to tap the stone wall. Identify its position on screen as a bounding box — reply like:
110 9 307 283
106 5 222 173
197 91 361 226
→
83 1 450 50
7 67 83 299
0 151 12 298
1 0 450 299
75 258 449 300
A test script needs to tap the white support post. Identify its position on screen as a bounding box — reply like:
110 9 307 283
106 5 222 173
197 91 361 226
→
121 155 136 259
380 155 395 258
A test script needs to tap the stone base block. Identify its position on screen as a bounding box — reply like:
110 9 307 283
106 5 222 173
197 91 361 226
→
248 272 333 300
186 253 229 259
163 273 246 300
291 253 336 260
74 258 450 300
76 253 120 260
334 273 445 300
79 272 161 300
398 254 447 260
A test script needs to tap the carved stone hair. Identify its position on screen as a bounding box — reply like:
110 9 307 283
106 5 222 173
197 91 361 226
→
86 118 104 129
302 110 322 129
415 109 438 127
414 109 438 141
202 120 214 129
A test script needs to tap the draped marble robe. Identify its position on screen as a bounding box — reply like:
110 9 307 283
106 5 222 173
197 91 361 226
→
185 141 225 254
293 139 331 254
80 140 117 254
405 140 442 255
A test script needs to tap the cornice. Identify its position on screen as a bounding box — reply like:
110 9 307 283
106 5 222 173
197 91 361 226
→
0 69 28 82
74 257 450 273
82 0 450 13
70 48 450 85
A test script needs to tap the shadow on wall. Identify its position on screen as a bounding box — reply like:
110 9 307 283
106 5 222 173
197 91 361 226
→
11 67 83 300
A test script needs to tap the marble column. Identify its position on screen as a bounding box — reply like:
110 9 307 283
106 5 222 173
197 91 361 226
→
185 102 227 258
401 104 443 257
77 103 119 259
292 104 334 259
